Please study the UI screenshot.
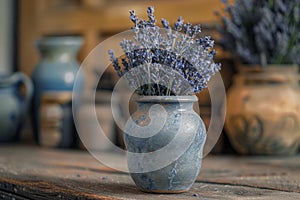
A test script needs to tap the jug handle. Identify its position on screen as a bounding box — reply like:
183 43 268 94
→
11 72 34 128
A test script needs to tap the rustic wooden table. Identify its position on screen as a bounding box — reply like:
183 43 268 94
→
0 145 299 200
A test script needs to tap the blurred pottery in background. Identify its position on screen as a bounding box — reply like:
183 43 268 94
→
0 72 33 143
32 36 84 148
225 65 300 155
197 58 235 154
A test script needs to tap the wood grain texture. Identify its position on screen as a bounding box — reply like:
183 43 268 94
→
0 145 299 199
199 156 300 193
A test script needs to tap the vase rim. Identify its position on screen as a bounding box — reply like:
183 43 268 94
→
0 74 17 88
238 64 298 72
133 95 198 103
36 36 83 46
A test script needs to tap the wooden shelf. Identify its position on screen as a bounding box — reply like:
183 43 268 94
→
18 0 224 76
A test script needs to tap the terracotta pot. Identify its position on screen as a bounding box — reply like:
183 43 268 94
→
225 65 300 155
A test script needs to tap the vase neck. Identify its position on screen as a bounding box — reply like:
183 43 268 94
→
234 65 299 86
36 36 82 62
238 65 298 74
137 101 195 112
38 49 79 62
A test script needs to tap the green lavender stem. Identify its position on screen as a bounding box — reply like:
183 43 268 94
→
146 62 151 95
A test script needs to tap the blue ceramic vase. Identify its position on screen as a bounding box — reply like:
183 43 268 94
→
32 36 84 148
124 95 206 193
0 72 33 142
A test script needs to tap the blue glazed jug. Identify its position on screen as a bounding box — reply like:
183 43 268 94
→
0 72 33 142
32 36 84 148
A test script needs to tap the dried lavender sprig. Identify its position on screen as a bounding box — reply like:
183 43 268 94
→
121 58 130 73
183 23 192 35
122 48 219 93
129 10 138 26
147 6 156 26
109 7 221 95
108 50 122 76
217 0 300 65
191 25 201 37
120 39 136 53
161 18 171 29
196 36 214 49
174 16 183 31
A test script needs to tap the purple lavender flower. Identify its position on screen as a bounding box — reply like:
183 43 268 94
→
129 10 138 25
161 18 171 29
147 6 156 26
183 23 192 35
174 16 183 31
108 7 221 95
191 25 201 37
217 0 300 66
108 50 122 77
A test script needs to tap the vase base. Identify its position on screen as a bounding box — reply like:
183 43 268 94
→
139 188 189 194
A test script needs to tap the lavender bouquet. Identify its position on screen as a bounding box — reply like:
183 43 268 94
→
216 0 300 67
109 7 220 96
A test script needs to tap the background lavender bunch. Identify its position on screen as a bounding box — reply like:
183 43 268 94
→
216 0 300 66
109 7 221 96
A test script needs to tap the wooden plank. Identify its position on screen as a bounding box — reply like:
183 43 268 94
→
0 188 30 200
1 176 300 200
0 145 300 199
1 145 299 193
198 156 300 192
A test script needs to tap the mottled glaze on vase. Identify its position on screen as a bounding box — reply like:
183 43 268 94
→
124 95 206 193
